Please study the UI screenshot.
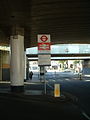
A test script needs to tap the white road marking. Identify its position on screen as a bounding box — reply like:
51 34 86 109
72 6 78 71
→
82 112 90 120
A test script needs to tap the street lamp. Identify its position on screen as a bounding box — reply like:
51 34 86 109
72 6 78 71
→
65 48 69 68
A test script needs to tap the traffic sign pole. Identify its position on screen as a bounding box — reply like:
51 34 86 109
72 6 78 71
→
38 34 51 95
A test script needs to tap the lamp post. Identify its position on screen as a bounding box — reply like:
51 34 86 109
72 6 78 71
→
65 48 69 68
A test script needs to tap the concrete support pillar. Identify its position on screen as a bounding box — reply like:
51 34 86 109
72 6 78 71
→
24 52 27 81
26 58 29 80
82 59 90 75
10 27 24 92
0 51 2 81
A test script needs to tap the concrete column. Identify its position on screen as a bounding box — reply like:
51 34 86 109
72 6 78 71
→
10 27 24 92
82 59 90 75
24 51 26 81
26 58 29 80
0 51 2 81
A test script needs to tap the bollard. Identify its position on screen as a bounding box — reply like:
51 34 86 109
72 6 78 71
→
54 84 60 97
79 73 82 80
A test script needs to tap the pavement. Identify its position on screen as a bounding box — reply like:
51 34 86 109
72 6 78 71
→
0 72 89 120
0 82 88 120
0 92 86 120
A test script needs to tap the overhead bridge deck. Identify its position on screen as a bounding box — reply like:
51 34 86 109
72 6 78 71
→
26 44 90 60
27 54 90 61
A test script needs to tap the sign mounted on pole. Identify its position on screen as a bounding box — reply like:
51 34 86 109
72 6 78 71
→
40 35 48 42
38 43 50 50
38 34 51 54
38 34 51 95
38 35 50 43
38 54 51 66
38 34 51 66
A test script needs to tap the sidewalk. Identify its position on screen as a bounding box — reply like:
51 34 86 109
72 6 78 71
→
0 91 86 120
0 81 88 120
0 72 89 120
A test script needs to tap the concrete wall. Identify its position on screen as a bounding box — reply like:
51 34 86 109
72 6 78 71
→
0 50 10 81
82 60 90 75
2 51 10 81
0 51 2 81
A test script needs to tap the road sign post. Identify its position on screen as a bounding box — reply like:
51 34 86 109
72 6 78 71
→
38 34 51 94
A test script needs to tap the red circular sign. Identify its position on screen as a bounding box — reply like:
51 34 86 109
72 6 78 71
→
40 35 48 42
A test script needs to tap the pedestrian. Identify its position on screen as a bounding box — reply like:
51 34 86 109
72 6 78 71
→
29 71 33 80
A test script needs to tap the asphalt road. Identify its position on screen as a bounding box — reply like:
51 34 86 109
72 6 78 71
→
25 71 90 119
0 71 90 120
45 71 90 119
